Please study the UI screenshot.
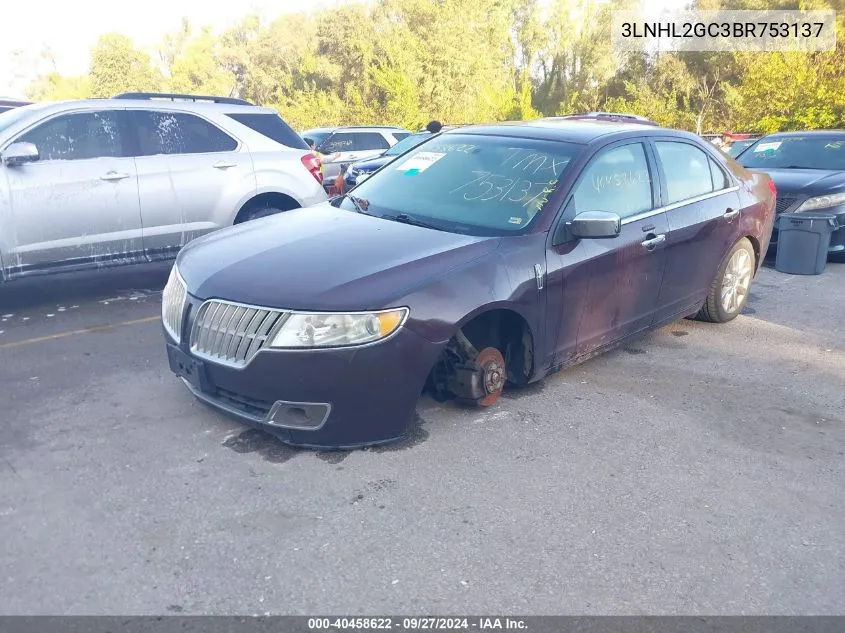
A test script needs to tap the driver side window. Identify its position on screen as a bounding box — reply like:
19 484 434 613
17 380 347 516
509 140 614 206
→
571 143 653 219
17 111 124 161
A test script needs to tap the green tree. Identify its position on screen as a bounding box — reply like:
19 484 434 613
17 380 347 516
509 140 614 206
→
88 33 162 98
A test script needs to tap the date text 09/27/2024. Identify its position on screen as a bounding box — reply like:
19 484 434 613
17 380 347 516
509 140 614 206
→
307 618 528 631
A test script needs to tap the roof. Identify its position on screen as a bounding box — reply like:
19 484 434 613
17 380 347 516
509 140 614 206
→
552 112 659 126
757 130 845 138
8 98 269 115
0 98 32 106
303 126 408 133
443 118 687 145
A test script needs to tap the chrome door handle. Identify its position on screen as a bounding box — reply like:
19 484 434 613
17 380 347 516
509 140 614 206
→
724 208 740 220
213 161 237 169
641 234 666 250
100 172 129 182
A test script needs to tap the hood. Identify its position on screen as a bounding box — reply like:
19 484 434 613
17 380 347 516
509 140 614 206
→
350 155 392 172
177 203 499 311
759 168 845 196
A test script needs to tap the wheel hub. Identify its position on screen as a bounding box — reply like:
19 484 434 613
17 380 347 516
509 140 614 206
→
720 249 753 314
476 347 506 407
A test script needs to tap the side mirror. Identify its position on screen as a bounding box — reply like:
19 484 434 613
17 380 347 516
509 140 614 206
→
568 210 621 239
2 142 39 167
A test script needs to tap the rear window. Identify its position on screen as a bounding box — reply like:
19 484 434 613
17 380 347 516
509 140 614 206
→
344 133 581 236
226 112 309 150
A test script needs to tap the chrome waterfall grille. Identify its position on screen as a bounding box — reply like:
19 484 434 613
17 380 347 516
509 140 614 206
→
162 266 188 343
190 300 287 367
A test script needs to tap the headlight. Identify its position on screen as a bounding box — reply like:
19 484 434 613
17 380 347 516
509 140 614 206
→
795 192 845 212
269 308 408 348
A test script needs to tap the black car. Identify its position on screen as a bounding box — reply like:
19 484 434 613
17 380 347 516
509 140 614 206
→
0 98 32 114
737 131 845 257
344 132 432 188
726 138 758 158
162 120 775 449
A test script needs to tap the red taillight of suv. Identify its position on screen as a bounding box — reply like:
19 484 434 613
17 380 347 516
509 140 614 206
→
301 153 323 185
767 178 777 196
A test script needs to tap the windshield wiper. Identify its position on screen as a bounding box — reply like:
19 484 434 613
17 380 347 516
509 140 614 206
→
387 213 443 231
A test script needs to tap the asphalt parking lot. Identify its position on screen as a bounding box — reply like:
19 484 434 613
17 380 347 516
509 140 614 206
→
0 259 843 615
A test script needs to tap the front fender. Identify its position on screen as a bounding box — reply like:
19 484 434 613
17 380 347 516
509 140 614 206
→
402 233 547 348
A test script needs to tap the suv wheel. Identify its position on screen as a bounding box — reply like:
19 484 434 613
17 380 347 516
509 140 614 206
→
243 205 285 222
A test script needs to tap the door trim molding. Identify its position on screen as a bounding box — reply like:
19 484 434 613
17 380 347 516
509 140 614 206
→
621 186 740 226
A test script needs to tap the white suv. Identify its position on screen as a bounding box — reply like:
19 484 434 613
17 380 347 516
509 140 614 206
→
301 126 411 185
0 93 327 281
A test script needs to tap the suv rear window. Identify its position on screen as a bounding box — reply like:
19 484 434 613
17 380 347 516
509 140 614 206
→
226 112 309 150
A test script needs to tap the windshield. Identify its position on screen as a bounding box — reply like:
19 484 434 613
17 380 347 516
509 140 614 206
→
342 133 581 236
727 140 754 157
738 135 845 170
384 132 431 157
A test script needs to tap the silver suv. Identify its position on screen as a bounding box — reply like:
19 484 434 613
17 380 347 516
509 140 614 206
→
0 93 327 281
301 126 411 185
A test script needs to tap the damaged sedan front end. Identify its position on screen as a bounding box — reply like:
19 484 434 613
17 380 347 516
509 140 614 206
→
162 122 774 448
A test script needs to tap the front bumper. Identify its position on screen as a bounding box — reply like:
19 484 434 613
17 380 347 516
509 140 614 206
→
163 298 443 449
770 208 845 254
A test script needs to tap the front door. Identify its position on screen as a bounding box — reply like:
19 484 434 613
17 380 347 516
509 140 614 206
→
129 109 254 260
548 141 669 359
650 140 743 321
1 109 142 278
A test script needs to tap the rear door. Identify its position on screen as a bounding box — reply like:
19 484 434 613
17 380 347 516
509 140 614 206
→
1 109 142 277
650 139 742 322
129 109 254 260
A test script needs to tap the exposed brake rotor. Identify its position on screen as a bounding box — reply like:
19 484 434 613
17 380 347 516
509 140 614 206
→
475 346 506 407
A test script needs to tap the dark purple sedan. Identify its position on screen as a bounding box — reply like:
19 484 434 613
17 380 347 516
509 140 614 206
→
162 120 776 449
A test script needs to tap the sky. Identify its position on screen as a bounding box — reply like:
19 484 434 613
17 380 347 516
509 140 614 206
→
1 0 687 97
0 0 344 95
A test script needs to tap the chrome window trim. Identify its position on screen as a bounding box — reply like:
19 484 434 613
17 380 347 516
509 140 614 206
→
621 186 739 225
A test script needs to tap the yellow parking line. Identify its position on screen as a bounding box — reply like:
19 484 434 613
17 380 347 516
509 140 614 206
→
0 315 159 349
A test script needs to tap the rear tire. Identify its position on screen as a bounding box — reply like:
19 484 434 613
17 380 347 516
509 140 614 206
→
696 237 755 323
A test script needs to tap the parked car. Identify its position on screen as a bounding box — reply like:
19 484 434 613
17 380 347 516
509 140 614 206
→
301 126 411 186
726 138 758 157
344 131 433 188
162 119 775 449
553 112 659 126
0 97 32 114
736 130 845 257
0 92 326 281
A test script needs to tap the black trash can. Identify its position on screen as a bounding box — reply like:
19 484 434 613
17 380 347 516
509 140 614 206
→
774 214 837 275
